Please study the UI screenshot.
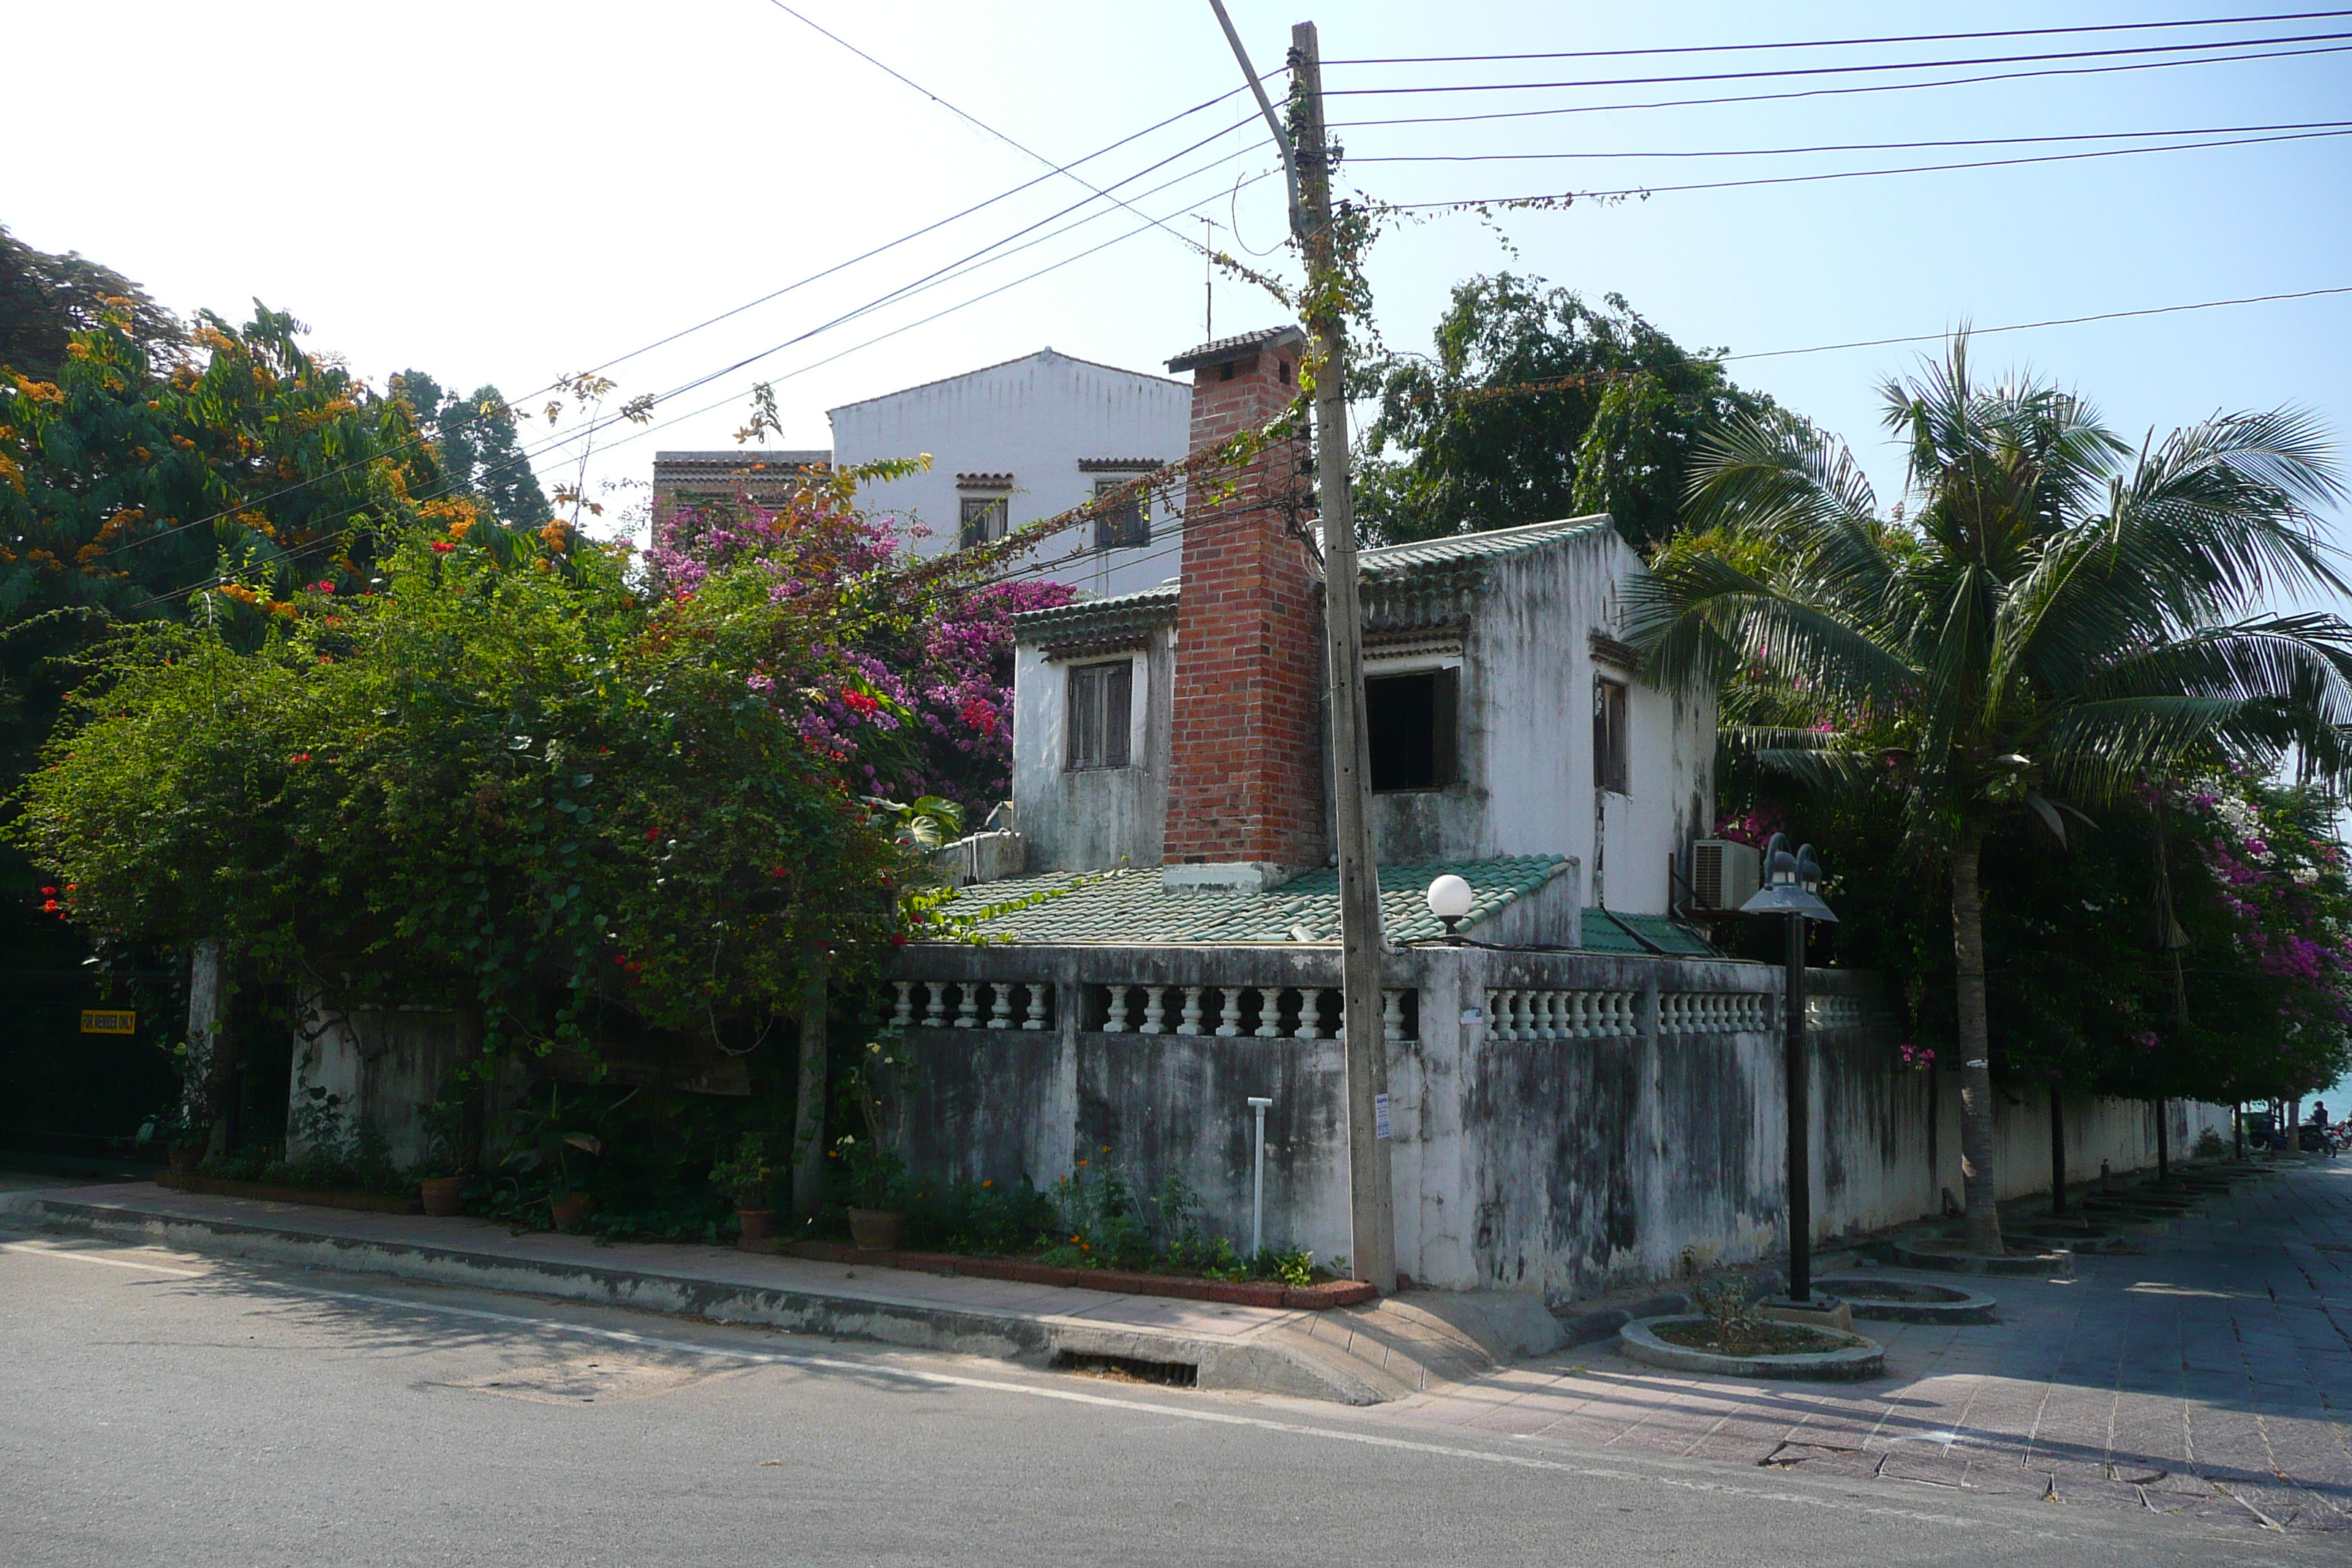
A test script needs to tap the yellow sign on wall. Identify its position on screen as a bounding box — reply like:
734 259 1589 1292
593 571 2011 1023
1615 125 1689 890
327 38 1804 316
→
80 1009 137 1036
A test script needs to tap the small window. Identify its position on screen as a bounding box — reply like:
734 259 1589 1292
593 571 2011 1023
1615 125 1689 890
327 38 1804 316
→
1092 479 1149 551
1366 668 1459 792
960 495 1009 549
1594 677 1630 795
1066 660 1134 771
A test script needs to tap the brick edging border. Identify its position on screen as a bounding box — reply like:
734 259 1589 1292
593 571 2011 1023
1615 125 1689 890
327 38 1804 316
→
781 1240 1376 1310
155 1173 422 1215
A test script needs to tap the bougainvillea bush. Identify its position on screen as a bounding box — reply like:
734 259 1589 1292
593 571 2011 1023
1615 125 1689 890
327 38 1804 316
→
645 464 1072 815
13 521 933 1065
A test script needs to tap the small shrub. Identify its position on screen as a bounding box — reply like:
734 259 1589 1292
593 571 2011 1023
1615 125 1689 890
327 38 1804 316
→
2193 1127 2227 1159
1692 1278 1768 1355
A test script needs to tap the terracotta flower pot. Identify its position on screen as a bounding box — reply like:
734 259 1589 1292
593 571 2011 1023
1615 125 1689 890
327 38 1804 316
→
848 1207 905 1251
419 1177 465 1217
165 1147 202 1180
736 1207 774 1242
550 1192 592 1229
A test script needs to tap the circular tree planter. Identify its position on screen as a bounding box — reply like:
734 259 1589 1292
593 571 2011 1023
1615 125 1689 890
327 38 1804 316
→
1893 1237 2074 1278
1618 1316 1885 1381
1814 1275 1997 1324
848 1207 905 1251
418 1177 465 1218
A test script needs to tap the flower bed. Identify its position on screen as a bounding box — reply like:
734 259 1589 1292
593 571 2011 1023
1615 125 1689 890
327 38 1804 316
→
781 1240 1378 1310
157 1172 421 1215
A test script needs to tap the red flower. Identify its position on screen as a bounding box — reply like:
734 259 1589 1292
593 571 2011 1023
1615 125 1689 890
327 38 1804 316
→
40 887 55 897
769 867 788 878
41 900 60 913
889 934 908 948
841 690 881 717
644 826 660 841
313 580 335 593
429 540 456 554
289 753 312 764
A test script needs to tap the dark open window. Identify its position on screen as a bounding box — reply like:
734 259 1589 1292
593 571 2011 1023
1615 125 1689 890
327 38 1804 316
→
1091 478 1149 550
960 495 1009 549
1367 667 1459 792
1594 676 1630 794
1066 660 1133 770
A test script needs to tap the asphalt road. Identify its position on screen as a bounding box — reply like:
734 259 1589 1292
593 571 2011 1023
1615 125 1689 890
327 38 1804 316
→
0 1232 2332 1568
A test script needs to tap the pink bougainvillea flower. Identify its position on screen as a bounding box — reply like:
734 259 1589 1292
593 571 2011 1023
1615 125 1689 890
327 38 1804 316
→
429 540 456 554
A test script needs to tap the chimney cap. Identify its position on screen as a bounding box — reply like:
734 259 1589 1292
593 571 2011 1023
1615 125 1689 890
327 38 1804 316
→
1166 325 1306 374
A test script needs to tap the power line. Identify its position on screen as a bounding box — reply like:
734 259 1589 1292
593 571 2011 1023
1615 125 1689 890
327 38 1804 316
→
1331 41 2352 129
1327 9 2352 64
1384 127 2352 208
762 0 1243 265
1325 29 2352 97
1722 285 2352 364
113 167 1284 617
86 102 1267 573
1348 119 2352 164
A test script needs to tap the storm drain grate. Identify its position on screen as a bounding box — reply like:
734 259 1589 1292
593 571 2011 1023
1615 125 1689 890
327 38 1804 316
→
1053 1351 1198 1387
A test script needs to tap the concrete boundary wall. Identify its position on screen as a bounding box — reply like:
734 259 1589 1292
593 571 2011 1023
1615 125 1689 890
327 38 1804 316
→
891 942 2228 1304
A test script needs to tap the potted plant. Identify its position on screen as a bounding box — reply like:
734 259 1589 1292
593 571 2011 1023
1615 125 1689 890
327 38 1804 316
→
837 1029 913 1250
710 1132 776 1242
136 1104 211 1181
840 1135 907 1251
413 1093 469 1217
497 1085 603 1230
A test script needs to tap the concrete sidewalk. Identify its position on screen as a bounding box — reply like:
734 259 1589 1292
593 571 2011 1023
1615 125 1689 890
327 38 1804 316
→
1386 1157 2352 1535
0 1180 1561 1406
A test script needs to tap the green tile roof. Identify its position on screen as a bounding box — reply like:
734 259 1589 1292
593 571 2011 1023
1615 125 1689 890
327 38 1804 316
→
1577 908 1719 957
925 856 1574 946
1359 515 1611 579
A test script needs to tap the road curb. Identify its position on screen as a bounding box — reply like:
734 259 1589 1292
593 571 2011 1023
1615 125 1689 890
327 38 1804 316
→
0 1189 1481 1406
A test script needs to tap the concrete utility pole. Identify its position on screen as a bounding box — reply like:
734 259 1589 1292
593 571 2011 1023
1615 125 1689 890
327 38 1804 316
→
1290 19 1396 1292
1205 5 1392 1292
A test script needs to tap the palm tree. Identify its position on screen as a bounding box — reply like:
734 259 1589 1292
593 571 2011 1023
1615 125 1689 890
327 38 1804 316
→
1628 337 2352 1256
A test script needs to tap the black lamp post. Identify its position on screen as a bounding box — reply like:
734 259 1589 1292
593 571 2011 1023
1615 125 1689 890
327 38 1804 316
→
1741 833 1837 1304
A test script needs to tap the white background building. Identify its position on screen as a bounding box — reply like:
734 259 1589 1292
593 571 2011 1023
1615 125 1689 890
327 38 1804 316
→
827 347 1192 600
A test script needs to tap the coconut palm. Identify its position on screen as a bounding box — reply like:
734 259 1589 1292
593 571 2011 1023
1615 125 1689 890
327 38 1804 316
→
1627 337 2352 1256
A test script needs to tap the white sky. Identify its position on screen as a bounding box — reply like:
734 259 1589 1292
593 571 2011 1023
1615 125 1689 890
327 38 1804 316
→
7 0 2347 553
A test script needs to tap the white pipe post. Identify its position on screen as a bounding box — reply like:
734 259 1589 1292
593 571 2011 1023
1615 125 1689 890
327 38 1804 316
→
1248 1096 1273 1259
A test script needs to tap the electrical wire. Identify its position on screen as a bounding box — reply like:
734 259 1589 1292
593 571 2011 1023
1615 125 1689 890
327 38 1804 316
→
1325 9 2352 64
1346 119 2352 164
1324 27 2352 94
1330 41 2352 129
1383 126 2352 208
111 167 1284 617
85 102 1267 572
762 0 1260 265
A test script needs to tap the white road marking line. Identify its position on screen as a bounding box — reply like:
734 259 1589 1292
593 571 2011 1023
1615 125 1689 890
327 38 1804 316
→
277 1281 2068 1537
1 1240 205 1278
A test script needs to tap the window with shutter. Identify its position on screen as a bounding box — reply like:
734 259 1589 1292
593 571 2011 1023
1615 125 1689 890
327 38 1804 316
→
1066 660 1134 770
1594 676 1631 795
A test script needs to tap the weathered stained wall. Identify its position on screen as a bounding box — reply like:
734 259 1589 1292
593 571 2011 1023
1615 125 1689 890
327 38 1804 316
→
1011 626 1177 872
1358 525 1714 916
288 1000 476 1167
892 942 2230 1303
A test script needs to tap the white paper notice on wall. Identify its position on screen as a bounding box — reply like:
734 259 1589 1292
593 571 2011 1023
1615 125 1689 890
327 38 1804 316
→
1374 1093 1392 1140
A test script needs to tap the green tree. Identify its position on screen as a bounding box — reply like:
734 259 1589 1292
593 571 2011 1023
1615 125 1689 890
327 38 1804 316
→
12 525 930 1072
390 370 553 529
1353 274 1780 551
0 225 184 382
1634 338 2352 1253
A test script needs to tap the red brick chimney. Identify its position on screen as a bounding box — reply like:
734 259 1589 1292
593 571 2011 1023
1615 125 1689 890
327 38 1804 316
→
1160 326 1323 888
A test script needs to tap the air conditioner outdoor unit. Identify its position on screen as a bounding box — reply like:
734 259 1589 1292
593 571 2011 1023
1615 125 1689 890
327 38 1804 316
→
1689 839 1761 912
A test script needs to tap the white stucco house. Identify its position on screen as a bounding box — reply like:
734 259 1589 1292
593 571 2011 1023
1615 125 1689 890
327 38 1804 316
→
657 347 1193 600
